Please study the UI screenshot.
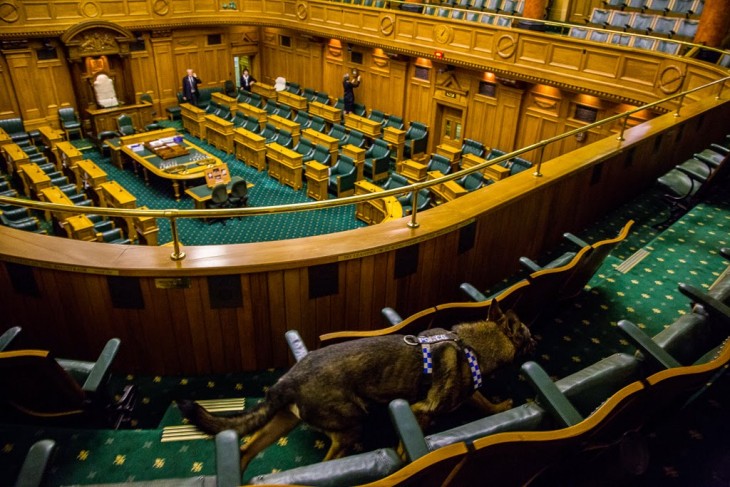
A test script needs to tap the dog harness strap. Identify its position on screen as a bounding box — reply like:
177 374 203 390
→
421 344 433 375
464 347 483 390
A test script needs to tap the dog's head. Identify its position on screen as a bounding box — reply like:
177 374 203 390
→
489 302 536 356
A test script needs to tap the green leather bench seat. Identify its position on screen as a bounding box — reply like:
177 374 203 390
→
249 448 404 486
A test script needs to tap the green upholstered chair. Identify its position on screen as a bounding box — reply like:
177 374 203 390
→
207 183 230 225
139 93 161 131
343 129 366 148
310 116 327 133
364 139 392 182
426 154 452 174
14 439 56 487
294 138 316 162
328 123 347 144
0 210 46 234
398 188 431 216
302 87 317 102
404 121 428 158
312 144 332 166
368 109 386 125
224 79 236 97
328 155 357 197
294 110 311 128
116 114 136 136
353 103 367 117
313 91 330 105
261 123 278 143
456 171 487 192
58 107 83 140
384 114 405 130
0 118 31 147
0 326 20 352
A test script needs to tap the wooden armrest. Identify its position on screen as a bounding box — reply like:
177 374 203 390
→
459 282 488 302
215 430 241 487
617 320 681 369
285 330 309 362
388 399 429 461
381 307 403 325
520 361 583 428
82 338 121 393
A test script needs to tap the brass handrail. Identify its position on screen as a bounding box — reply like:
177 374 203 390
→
1 75 728 260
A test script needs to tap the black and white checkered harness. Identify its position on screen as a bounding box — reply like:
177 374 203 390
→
403 332 483 390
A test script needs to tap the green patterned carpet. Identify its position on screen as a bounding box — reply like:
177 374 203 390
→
70 121 366 245
1 184 728 485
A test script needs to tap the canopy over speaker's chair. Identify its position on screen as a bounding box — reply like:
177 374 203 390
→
58 107 83 140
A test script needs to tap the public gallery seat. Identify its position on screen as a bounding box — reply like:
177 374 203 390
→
0 336 134 428
58 107 83 140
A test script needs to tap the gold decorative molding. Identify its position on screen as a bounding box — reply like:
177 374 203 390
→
379 15 394 37
658 65 685 95
496 34 516 59
61 20 135 62
433 24 453 45
0 1 20 23
79 1 101 18
152 0 171 16
296 1 308 20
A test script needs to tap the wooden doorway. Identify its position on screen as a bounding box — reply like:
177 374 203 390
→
436 104 464 149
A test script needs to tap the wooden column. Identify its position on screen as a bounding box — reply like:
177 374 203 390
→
522 0 549 20
694 0 730 48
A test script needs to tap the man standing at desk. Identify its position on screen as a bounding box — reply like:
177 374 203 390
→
182 68 202 107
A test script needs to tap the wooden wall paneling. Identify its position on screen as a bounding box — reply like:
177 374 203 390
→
138 278 179 374
493 85 525 152
196 279 230 374
150 36 178 110
218 306 243 372
3 49 40 122
130 41 160 105
343 258 363 330
250 272 275 369
466 93 498 150
0 54 20 118
370 252 391 326
356 255 376 330
298 267 318 355
567 0 604 27
267 270 290 366
182 279 213 373
237 275 259 370
163 284 197 374
415 238 438 307
283 267 304 351
404 74 432 128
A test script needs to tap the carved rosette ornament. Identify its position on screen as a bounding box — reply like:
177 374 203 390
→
496 34 516 59
296 0 308 20
659 65 685 95
433 25 454 45
79 1 101 17
0 1 20 23
379 15 394 37
153 0 171 16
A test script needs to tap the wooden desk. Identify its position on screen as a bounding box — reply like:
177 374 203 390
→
267 143 303 190
73 159 108 192
251 82 277 99
354 180 402 225
396 159 428 182
39 186 75 223
344 113 382 138
134 206 159 246
269 114 301 146
98 180 137 242
86 103 153 138
205 114 234 153
184 176 248 209
302 128 339 164
305 162 329 201
309 101 342 125
427 170 467 204
342 144 365 181
55 141 83 172
121 137 217 200
461 153 510 181
105 127 178 168
38 126 65 164
2 143 29 177
238 103 268 132
234 127 267 171
19 162 51 198
436 144 462 169
277 90 307 111
212 92 238 110
0 128 12 149
181 103 207 139
64 215 97 242
383 126 406 161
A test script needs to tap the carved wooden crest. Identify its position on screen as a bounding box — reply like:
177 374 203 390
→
61 21 135 62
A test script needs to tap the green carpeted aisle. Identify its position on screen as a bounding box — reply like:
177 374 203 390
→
1 185 728 485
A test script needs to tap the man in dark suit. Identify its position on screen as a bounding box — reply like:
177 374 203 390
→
182 68 202 106
239 68 256 92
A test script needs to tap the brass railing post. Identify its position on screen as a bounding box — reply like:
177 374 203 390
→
168 214 186 261
407 190 420 229
617 115 630 141
674 93 686 117
533 145 545 177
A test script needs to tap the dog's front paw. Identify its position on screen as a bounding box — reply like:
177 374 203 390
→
491 398 513 413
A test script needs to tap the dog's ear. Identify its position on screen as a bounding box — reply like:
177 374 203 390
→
487 300 504 323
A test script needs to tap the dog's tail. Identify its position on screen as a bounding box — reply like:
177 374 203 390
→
177 396 284 437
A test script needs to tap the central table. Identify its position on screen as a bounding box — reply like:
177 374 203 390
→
119 135 221 200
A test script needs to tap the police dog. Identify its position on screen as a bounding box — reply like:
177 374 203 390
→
178 304 534 471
